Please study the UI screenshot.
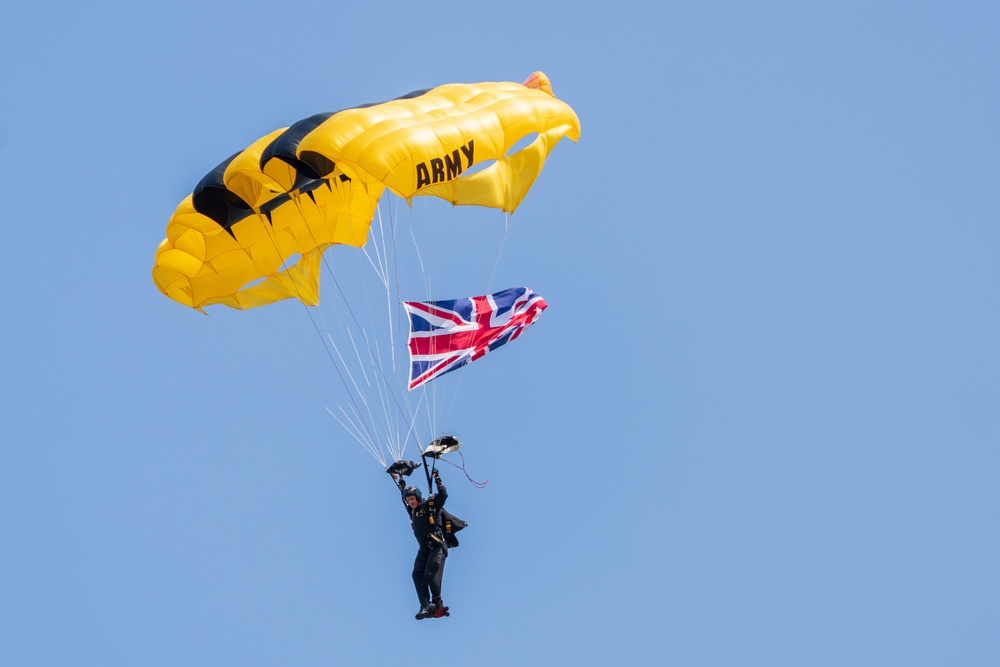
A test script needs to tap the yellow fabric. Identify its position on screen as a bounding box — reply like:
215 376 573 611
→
153 175 382 311
293 79 580 206
414 125 575 211
153 73 579 311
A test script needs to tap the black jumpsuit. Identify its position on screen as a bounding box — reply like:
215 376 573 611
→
405 481 448 607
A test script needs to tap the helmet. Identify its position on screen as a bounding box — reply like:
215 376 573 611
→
403 486 423 502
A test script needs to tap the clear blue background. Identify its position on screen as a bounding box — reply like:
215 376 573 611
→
2 1 997 665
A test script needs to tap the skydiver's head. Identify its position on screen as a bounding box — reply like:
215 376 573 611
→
403 486 422 508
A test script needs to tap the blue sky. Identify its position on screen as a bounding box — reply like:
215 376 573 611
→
2 1 998 665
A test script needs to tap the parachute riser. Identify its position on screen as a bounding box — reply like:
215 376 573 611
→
420 435 461 493
420 453 436 495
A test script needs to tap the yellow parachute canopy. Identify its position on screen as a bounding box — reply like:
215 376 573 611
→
153 72 580 312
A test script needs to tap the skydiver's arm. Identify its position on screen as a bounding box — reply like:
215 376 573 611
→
432 470 447 508
391 474 411 514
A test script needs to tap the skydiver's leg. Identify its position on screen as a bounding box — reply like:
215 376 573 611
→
412 548 431 606
425 546 447 600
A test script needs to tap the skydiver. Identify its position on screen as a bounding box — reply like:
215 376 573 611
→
393 468 451 620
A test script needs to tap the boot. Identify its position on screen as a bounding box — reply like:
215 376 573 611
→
432 597 449 618
415 602 436 620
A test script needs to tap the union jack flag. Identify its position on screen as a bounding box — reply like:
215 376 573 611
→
403 286 548 390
